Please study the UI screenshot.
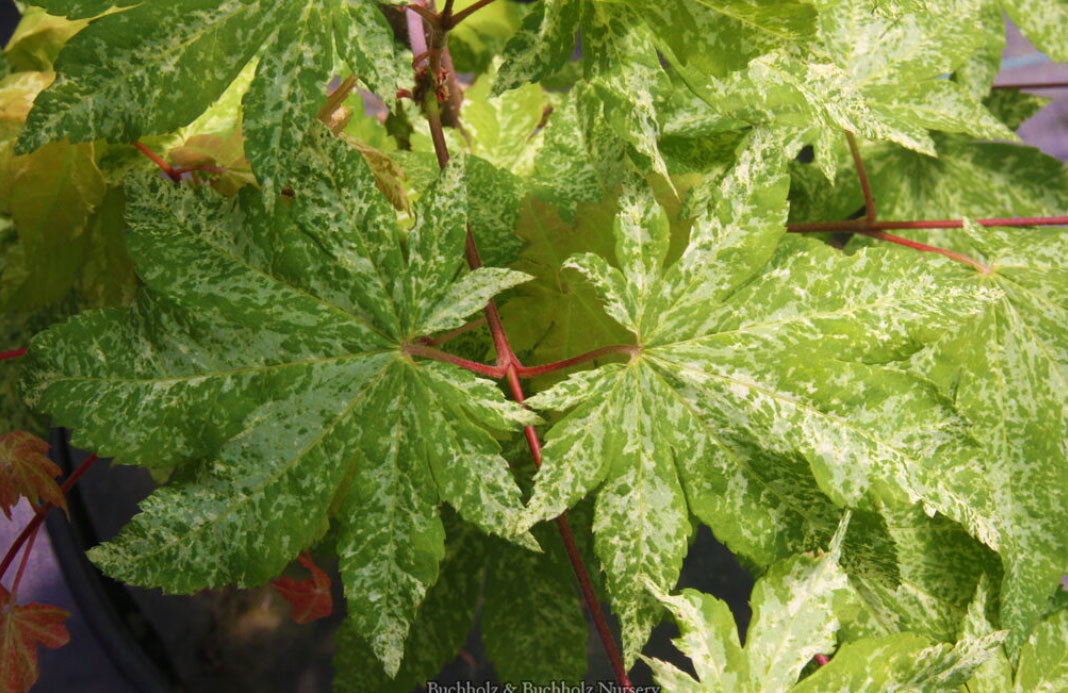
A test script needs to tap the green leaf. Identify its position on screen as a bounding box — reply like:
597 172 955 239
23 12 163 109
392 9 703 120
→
3 7 87 73
1014 608 1068 691
648 518 1005 692
522 130 998 661
644 518 852 692
482 522 588 684
790 136 1068 228
23 127 536 675
909 224 1068 653
1 140 108 311
843 502 998 643
332 511 484 691
16 0 406 198
494 0 581 95
499 196 632 388
791 631 1005 692
31 0 140 20
688 0 1014 177
1000 0 1068 64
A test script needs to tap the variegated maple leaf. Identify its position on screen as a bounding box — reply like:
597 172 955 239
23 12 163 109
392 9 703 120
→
520 128 999 662
19 0 407 199
21 126 537 675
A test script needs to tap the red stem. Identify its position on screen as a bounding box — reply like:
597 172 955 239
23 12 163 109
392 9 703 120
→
815 654 830 667
0 349 26 361
515 345 638 379
992 81 1068 90
417 317 487 347
8 521 40 598
860 231 991 273
845 131 876 224
0 454 99 582
787 216 1068 233
403 343 506 378
172 165 229 176
134 142 181 183
409 7 632 687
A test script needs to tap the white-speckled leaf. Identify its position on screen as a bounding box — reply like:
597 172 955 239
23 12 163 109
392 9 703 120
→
22 127 534 676
1014 608 1068 692
17 0 405 197
525 133 997 662
1000 0 1068 63
644 519 852 692
242 1 333 202
910 224 1068 654
791 631 1006 692
494 0 581 94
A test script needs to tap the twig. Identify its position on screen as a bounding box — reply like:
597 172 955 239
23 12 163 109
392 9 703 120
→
403 343 506 378
787 216 1068 233
992 81 1068 90
845 131 876 224
859 230 991 273
416 317 487 347
515 345 638 379
134 142 181 183
408 6 633 688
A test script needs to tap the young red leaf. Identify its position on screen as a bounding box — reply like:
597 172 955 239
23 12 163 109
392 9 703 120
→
0 432 65 520
0 587 71 693
270 553 333 625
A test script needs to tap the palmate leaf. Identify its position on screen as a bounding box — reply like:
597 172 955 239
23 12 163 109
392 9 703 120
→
961 577 1068 692
647 521 1006 693
17 0 407 200
908 224 1068 653
687 0 1013 178
21 126 538 675
495 0 674 185
520 129 1000 663
0 587 71 693
0 430 64 519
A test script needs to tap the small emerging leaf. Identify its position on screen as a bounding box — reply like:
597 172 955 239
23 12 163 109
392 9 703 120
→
0 431 64 519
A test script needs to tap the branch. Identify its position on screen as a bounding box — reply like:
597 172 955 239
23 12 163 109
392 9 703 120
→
992 81 1068 90
134 142 181 183
0 349 26 361
845 131 876 224
787 216 1068 233
407 7 633 688
516 345 639 379
403 343 506 378
416 317 486 347
860 230 991 273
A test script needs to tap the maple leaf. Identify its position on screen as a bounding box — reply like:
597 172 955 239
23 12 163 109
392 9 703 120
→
0 431 64 519
678 0 1014 178
18 0 407 200
21 126 538 675
645 519 1006 693
903 224 1068 654
270 552 333 625
962 578 1068 692
520 128 999 662
0 587 71 693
